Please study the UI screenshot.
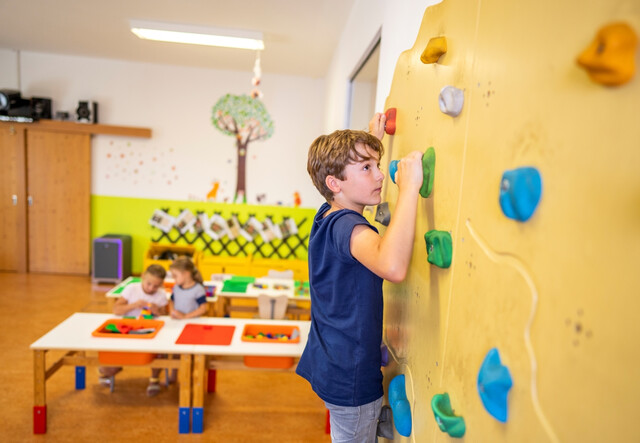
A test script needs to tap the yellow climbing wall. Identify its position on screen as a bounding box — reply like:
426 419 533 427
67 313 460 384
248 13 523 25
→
380 0 640 441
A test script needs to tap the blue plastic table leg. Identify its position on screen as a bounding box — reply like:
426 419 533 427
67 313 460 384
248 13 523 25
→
179 407 190 434
192 407 204 433
75 366 85 390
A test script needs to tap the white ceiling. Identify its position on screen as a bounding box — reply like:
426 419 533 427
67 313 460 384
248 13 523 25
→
0 0 356 78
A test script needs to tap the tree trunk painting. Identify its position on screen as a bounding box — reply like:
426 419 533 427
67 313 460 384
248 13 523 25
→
212 94 274 203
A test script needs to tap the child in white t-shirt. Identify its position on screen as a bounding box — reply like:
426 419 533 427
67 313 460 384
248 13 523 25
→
99 264 168 396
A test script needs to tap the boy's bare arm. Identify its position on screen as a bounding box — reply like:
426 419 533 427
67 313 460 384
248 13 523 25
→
350 151 423 283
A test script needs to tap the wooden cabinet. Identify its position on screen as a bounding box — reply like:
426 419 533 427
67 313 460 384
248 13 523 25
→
0 120 151 274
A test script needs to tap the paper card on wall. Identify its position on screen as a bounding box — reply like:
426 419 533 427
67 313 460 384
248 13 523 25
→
206 214 228 240
226 215 241 241
149 209 175 233
262 218 282 241
175 209 197 234
194 213 206 234
240 216 263 242
279 218 298 239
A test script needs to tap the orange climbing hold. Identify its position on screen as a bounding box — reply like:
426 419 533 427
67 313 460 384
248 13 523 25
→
577 22 637 86
385 108 397 135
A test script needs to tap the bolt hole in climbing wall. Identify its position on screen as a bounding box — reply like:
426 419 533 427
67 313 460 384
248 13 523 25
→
377 0 639 441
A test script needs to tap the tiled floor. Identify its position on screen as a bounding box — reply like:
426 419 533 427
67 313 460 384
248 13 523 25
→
0 273 329 442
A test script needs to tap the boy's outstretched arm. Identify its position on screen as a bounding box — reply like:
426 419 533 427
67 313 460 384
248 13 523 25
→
350 151 424 283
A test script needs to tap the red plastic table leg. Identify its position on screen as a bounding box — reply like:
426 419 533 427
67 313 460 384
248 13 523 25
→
207 369 217 393
34 405 46 434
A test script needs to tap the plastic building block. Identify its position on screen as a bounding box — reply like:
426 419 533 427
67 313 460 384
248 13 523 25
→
375 202 391 226
421 36 448 64
439 86 464 117
389 374 412 437
577 22 637 86
192 407 204 433
207 369 217 393
431 393 466 438
499 167 542 222
389 147 435 198
385 108 397 135
477 348 513 423
424 230 453 268
179 407 190 434
75 366 86 390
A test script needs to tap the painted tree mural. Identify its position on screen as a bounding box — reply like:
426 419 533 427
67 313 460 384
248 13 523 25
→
212 94 274 203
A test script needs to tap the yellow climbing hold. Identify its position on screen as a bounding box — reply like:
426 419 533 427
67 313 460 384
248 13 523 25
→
421 36 448 64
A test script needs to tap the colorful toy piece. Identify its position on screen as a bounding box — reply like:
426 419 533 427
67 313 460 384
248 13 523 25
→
389 147 436 198
140 305 153 320
424 230 453 268
421 36 448 64
577 22 637 86
385 108 397 135
477 348 513 423
499 167 542 222
389 374 412 437
431 393 466 438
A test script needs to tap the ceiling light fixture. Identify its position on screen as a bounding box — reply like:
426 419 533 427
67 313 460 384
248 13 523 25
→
130 20 264 51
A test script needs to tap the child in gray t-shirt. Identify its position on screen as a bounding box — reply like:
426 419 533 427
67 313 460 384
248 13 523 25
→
168 257 207 319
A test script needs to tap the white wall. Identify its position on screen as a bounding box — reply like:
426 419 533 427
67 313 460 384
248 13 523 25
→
322 0 441 132
6 51 326 208
0 49 19 89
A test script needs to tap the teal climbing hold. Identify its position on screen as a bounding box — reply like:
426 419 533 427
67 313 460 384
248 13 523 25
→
477 348 512 423
431 393 466 438
388 147 436 198
389 374 412 437
424 230 452 268
499 167 542 222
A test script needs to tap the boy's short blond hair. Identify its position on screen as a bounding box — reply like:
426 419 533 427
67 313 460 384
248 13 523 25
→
307 130 384 201
144 264 167 280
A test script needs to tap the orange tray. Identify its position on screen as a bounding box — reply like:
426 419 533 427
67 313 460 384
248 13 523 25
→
98 351 156 365
241 324 300 343
92 318 164 339
243 355 295 369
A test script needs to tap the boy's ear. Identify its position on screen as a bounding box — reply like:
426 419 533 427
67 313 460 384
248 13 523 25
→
325 175 341 194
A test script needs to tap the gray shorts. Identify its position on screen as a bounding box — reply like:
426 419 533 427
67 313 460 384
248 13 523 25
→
324 396 383 443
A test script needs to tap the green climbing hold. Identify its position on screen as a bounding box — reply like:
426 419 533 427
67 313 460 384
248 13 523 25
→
431 393 466 438
420 147 436 198
424 230 452 268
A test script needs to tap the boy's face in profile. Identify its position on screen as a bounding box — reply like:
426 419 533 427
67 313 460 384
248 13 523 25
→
336 142 384 208
141 273 164 295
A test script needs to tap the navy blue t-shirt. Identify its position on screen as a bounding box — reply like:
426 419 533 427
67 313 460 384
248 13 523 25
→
296 203 384 406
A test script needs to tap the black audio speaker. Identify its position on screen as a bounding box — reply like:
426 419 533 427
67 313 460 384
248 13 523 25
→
93 235 132 284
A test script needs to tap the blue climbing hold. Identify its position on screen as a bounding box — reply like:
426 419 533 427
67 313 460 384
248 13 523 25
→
389 160 399 184
389 374 412 437
477 348 513 423
499 167 542 222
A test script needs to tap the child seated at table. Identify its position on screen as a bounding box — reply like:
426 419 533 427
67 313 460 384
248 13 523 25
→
168 256 207 320
99 264 169 396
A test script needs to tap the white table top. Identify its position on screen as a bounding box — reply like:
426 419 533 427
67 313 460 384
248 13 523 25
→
218 277 310 301
30 313 310 357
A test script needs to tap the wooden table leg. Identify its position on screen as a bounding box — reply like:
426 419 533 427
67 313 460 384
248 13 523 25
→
178 354 192 434
33 350 47 434
192 354 206 433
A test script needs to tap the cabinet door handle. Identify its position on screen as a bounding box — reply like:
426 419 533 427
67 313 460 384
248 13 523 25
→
12 194 18 205
28 196 33 206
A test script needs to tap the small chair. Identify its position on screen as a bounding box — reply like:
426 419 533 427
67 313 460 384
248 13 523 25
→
257 294 289 319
